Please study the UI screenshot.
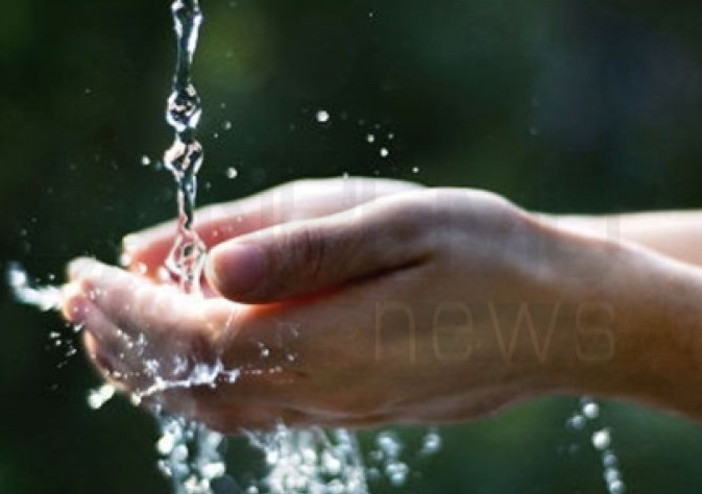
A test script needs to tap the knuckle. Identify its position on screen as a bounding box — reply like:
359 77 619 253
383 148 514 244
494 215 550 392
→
287 225 328 281
379 192 442 255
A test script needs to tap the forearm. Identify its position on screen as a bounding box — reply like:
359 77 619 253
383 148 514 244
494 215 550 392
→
547 210 702 267
550 236 702 421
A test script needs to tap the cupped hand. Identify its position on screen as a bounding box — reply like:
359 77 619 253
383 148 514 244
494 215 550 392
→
63 178 616 433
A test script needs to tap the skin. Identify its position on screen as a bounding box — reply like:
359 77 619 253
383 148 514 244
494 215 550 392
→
62 177 702 433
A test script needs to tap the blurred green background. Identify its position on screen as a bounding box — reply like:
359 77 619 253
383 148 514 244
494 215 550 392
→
3 0 702 492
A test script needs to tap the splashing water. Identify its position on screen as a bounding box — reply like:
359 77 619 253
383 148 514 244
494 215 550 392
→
7 262 62 312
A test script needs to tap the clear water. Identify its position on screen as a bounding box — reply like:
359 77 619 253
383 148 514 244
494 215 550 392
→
156 2 230 492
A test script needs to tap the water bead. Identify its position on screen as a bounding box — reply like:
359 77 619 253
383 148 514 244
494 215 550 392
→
201 462 226 480
315 110 330 123
609 480 625 494
568 414 586 430
592 429 611 450
420 429 442 456
158 433 177 455
604 467 620 484
582 402 600 419
602 451 618 468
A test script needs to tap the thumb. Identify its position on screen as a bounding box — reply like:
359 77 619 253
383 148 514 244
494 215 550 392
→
205 196 434 303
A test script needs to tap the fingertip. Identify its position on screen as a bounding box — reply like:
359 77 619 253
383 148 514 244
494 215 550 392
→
121 233 143 254
61 282 91 322
67 257 101 281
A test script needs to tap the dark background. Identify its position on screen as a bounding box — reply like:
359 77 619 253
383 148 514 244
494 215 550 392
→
3 1 702 493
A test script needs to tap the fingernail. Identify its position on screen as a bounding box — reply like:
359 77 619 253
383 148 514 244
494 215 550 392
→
61 286 91 323
207 242 265 297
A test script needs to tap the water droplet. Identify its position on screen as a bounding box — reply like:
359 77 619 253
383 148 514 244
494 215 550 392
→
87 384 116 410
366 134 375 143
222 120 232 131
602 451 618 468
202 462 226 479
158 433 176 455
592 429 611 450
582 402 599 419
609 479 625 494
140 155 151 166
226 167 238 179
315 110 330 123
385 462 409 486
420 428 442 456
411 166 420 174
604 467 620 484
173 444 189 462
388 132 395 140
377 431 402 457
379 147 389 158
568 414 586 430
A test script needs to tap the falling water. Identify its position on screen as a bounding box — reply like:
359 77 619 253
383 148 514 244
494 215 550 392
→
567 397 625 494
154 2 231 493
163 0 207 295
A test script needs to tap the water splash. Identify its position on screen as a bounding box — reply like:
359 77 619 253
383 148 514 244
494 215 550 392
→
247 426 368 494
157 416 228 494
7 262 62 312
316 110 330 123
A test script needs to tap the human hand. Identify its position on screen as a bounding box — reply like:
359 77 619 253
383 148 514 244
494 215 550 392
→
63 178 635 432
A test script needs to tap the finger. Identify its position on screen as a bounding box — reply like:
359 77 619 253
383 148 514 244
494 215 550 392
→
66 294 134 381
68 258 238 344
123 177 420 278
205 191 436 303
82 331 134 393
